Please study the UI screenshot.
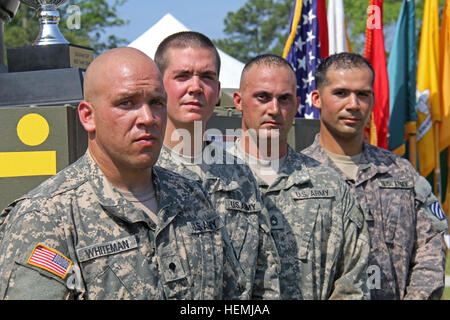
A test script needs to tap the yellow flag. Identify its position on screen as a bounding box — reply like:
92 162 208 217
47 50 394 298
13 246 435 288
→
441 0 450 215
416 0 441 178
440 0 450 151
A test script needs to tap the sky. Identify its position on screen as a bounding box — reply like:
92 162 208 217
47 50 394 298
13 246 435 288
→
104 0 248 44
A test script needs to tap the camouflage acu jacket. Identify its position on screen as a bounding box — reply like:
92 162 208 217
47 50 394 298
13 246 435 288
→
157 144 280 299
0 152 243 300
228 143 370 300
303 135 448 300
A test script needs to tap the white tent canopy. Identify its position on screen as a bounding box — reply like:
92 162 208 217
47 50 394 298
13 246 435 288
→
128 13 244 89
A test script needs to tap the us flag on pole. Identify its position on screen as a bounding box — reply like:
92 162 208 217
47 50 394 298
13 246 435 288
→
27 244 72 279
283 0 324 119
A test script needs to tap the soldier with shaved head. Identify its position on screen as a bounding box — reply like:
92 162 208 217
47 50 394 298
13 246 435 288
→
0 47 242 300
228 54 370 299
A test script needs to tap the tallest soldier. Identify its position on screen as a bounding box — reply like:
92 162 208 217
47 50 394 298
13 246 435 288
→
303 52 448 299
154 31 280 299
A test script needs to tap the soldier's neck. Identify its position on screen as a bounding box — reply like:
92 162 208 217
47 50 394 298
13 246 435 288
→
88 146 153 193
164 120 205 158
319 130 364 156
238 132 288 160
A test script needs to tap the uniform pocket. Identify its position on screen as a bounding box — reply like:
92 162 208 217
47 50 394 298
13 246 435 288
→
377 179 414 245
158 253 191 299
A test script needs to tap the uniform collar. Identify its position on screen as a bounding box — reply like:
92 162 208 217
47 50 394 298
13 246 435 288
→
85 152 180 230
307 134 390 186
158 143 242 191
234 143 311 192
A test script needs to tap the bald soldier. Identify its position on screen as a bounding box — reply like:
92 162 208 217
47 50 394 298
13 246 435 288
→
0 47 242 300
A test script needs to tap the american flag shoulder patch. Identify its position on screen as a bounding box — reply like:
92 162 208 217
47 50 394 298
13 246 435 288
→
27 244 72 279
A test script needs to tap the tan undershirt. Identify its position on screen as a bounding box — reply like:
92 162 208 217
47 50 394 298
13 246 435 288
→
235 139 286 186
87 149 158 224
118 182 159 225
325 150 364 181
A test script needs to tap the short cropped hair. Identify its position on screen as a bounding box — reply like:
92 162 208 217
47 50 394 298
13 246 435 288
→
240 54 296 88
315 52 375 90
154 31 221 76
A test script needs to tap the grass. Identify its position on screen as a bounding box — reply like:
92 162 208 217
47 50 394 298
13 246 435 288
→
443 252 450 300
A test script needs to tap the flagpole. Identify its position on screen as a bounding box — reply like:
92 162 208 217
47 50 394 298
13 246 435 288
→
408 133 417 170
446 150 450 215
434 121 442 202
405 121 418 170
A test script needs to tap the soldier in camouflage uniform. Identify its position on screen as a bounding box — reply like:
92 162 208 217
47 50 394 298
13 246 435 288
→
0 47 242 299
228 54 370 299
302 52 448 299
154 31 280 299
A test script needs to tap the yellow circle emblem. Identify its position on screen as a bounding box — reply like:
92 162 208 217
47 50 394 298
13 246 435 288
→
17 113 50 146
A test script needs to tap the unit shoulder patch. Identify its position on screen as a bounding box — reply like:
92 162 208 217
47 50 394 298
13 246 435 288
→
429 202 446 220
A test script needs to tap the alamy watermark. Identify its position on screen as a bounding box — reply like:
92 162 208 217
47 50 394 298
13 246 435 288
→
169 121 281 174
367 5 382 30
367 264 381 290
66 5 81 30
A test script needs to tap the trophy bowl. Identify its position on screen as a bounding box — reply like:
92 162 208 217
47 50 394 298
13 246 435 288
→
20 0 69 45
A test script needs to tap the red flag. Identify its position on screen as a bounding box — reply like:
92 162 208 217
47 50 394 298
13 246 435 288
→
317 0 329 59
363 0 389 149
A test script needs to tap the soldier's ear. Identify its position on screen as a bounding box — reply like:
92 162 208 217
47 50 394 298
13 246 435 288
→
78 101 96 133
311 90 321 110
233 91 243 112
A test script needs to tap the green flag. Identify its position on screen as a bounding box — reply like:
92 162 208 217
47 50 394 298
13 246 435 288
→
387 0 417 157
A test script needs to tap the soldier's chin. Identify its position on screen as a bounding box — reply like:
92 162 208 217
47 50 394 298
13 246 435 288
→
258 129 281 140
133 154 159 169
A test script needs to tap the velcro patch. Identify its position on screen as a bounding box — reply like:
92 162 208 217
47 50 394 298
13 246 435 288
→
378 179 413 189
76 236 138 262
429 202 446 220
27 244 72 279
292 188 335 200
225 199 261 212
188 216 223 233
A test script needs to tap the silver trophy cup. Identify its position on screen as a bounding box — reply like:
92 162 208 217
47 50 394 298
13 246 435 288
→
20 0 69 45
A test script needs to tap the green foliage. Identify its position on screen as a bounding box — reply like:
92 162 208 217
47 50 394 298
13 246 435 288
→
343 0 446 54
214 0 292 63
4 0 128 54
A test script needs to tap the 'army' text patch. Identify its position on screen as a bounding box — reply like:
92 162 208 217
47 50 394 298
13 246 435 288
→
188 216 223 233
378 179 413 189
292 188 335 200
225 199 261 212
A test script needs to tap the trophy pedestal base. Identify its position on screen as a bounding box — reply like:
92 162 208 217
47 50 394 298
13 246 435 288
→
7 43 94 72
0 68 84 107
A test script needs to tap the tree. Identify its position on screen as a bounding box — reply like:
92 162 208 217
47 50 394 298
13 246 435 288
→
4 0 128 54
344 0 446 54
215 0 445 61
214 0 292 63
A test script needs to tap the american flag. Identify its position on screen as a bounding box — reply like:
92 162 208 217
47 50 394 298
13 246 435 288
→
27 244 72 279
284 0 323 119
